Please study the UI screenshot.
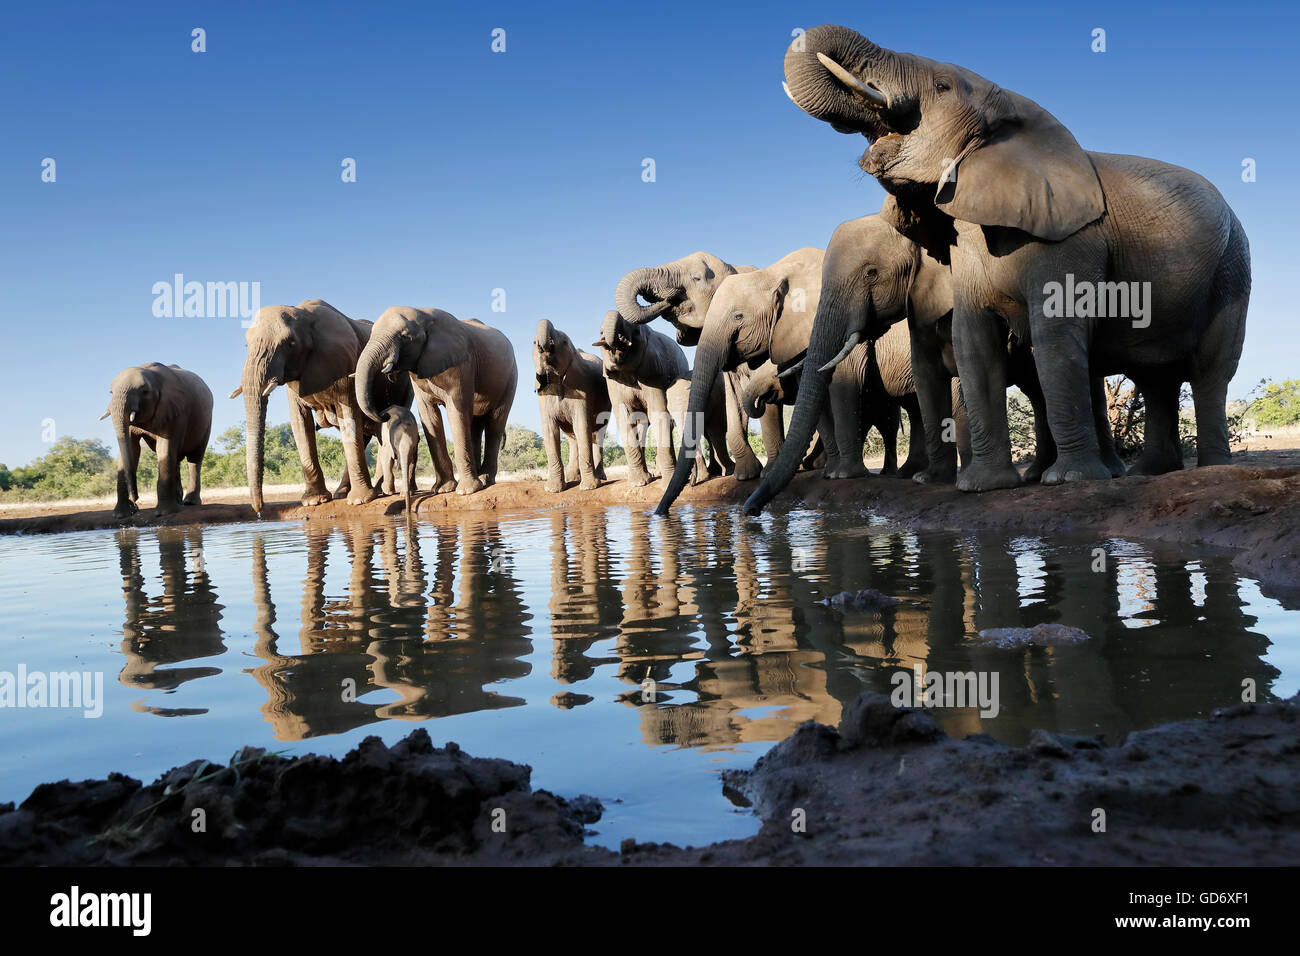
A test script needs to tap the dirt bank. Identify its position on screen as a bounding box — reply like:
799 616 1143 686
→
4 692 1295 865
4 454 1299 605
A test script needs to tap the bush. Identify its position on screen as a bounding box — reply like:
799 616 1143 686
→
1248 379 1300 429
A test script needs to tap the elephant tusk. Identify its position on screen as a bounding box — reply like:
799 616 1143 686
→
816 53 888 109
782 81 796 104
261 381 278 398
228 385 243 399
99 410 111 421
128 411 136 423
818 331 861 373
778 359 804 379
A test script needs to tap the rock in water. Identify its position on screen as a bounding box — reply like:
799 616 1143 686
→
974 622 1091 649
819 588 901 611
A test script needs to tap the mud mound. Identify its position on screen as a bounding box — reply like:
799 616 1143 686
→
620 693 1300 866
0 730 605 866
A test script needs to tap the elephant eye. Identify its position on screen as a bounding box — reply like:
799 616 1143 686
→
934 79 951 94
691 275 703 283
865 267 879 280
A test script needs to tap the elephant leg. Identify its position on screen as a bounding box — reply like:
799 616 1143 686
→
1192 375 1232 467
377 444 395 496
724 371 762 481
617 402 652 486
562 431 580 484
339 407 380 505
878 406 900 476
593 416 608 482
154 437 180 515
828 375 868 479
707 416 733 478
1128 373 1184 475
333 462 351 499
113 432 141 518
480 404 508 487
801 434 826 472
818 414 842 479
446 388 485 495
1092 377 1127 477
1017 370 1058 483
953 378 972 469
415 393 456 494
1025 296 1112 485
952 308 1023 492
183 455 203 506
896 393 928 479
470 420 485 479
543 418 566 493
649 390 676 481
575 406 600 491
759 404 785 474
289 398 332 506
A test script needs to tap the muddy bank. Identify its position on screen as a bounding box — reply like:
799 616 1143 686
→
624 693 1300 866
4 457 1298 605
0 729 604 866
4 693 1296 866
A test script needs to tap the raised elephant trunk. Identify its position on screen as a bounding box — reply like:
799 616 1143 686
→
616 266 681 324
355 330 399 423
743 290 850 515
654 327 727 516
783 25 891 138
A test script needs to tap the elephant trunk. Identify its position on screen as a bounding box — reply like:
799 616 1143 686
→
241 353 281 514
654 328 727 516
355 330 399 423
783 25 891 137
111 397 139 502
616 266 681 325
744 290 850 515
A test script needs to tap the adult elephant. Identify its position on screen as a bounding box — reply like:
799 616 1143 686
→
779 25 1249 491
654 247 827 515
355 307 517 496
617 253 782 480
232 300 412 514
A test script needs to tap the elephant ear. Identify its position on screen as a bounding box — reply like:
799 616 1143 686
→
415 312 473 380
298 304 364 395
937 90 1105 242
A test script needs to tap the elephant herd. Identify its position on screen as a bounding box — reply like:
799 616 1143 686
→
102 24 1249 524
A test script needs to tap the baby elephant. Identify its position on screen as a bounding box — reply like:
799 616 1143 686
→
533 319 611 492
101 363 213 519
378 406 421 515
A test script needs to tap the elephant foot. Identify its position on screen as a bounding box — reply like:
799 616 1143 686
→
154 501 180 517
579 476 601 492
627 470 654 488
733 458 762 482
1042 455 1115 485
347 485 382 506
956 460 1023 493
912 464 957 485
301 492 333 507
182 492 202 506
113 500 138 519
1101 449 1127 478
430 478 457 495
1022 459 1045 483
332 485 350 500
545 478 566 494
456 477 485 496
896 459 926 480
1127 453 1184 477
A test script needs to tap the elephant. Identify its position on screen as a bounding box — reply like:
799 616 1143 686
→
378 405 420 515
232 299 412 514
100 363 213 519
617 253 784 480
658 245 913 514
780 24 1249 491
743 321 927 478
355 307 518 496
592 310 730 487
533 319 611 492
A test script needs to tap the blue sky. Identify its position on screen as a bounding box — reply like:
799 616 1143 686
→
2 0 1296 467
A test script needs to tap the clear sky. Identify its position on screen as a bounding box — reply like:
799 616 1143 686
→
2 0 1296 467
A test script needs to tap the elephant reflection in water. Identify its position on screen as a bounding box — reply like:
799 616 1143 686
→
244 516 531 740
623 508 846 748
547 510 622 685
116 527 225 712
